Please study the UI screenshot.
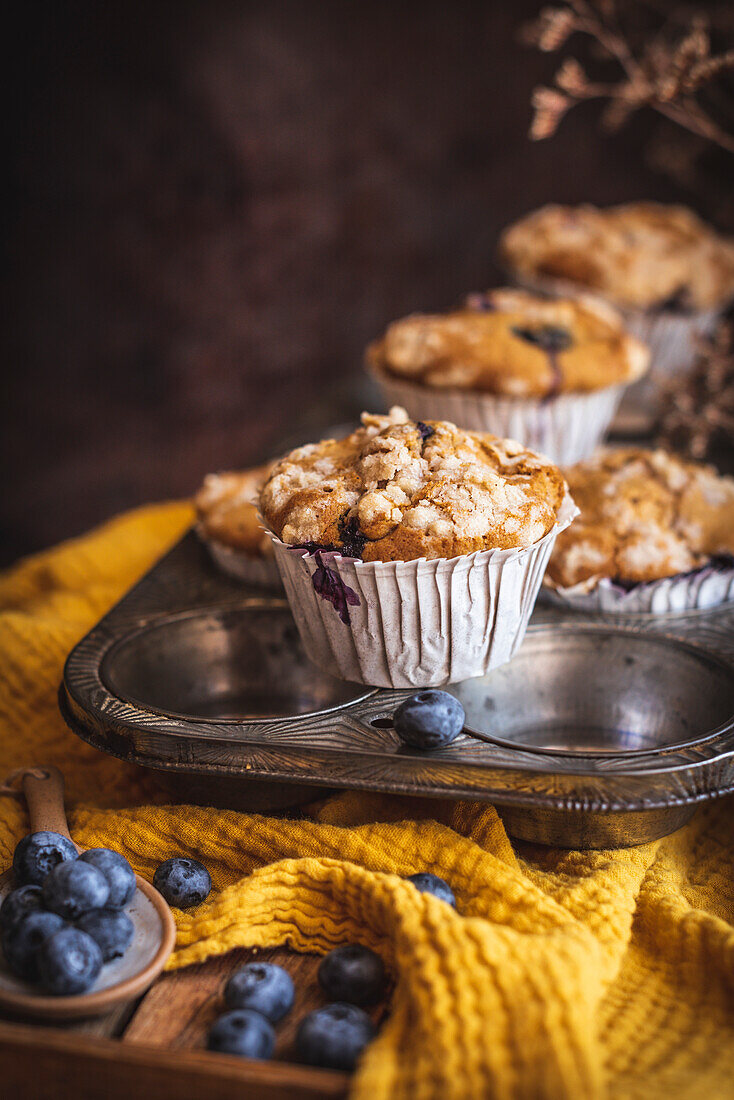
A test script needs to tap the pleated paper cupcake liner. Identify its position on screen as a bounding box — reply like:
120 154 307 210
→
506 270 723 423
197 527 283 589
267 492 578 688
370 364 623 466
543 556 734 615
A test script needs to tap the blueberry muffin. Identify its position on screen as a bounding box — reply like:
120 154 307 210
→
195 465 281 585
367 289 648 400
259 408 576 687
259 406 568 562
547 448 734 589
195 467 272 556
500 203 734 313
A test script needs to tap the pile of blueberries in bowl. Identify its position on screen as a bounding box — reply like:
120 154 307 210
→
1 833 138 994
0 831 212 996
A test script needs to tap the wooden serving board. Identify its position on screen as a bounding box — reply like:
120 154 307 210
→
1 943 391 1098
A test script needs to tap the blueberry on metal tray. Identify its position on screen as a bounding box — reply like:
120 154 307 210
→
393 690 465 750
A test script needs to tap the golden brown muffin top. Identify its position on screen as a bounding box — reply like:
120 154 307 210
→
195 465 273 556
547 448 734 588
500 202 734 311
259 407 568 562
366 289 649 398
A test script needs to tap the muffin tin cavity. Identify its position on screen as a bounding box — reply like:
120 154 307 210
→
448 626 734 757
101 607 371 721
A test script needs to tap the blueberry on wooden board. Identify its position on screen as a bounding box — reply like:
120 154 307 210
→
76 909 134 962
318 944 385 1006
36 927 103 995
406 872 456 908
153 858 211 909
2 911 66 982
79 849 136 909
42 861 110 921
12 832 78 886
296 1003 376 1071
207 1009 275 1059
393 690 465 750
224 961 294 1022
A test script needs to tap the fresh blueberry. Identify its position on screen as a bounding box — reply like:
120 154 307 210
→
318 944 385 1006
12 832 78 886
296 1003 375 1071
393 690 465 750
2 911 66 982
42 860 110 921
0 885 44 936
407 872 456 908
79 849 136 909
76 908 134 962
224 962 294 1022
207 1009 275 1059
36 927 103 995
152 858 211 909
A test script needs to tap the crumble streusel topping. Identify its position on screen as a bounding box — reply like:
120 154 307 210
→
195 466 273 556
259 407 568 562
547 448 734 588
366 289 649 399
500 203 734 311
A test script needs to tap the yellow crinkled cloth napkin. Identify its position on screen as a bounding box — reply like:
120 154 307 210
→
2 503 734 1100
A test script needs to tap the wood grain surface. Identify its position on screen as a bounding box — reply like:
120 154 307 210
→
0 944 379 1099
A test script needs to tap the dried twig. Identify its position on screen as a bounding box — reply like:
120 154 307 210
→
523 1 734 152
656 318 734 460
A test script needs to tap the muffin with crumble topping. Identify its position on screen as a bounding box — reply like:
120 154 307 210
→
195 465 281 587
545 448 734 613
500 203 734 423
259 407 577 687
367 289 649 464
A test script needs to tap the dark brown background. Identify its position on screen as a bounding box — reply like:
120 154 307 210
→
1 0 720 564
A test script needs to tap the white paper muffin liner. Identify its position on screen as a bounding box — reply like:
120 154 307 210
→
507 270 723 421
370 365 623 466
266 492 578 688
543 557 734 615
197 527 283 589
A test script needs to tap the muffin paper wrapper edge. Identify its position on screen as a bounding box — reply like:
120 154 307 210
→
197 526 284 589
543 559 734 614
370 365 624 466
266 492 579 688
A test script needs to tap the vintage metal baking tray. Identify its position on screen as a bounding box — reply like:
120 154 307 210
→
60 531 734 849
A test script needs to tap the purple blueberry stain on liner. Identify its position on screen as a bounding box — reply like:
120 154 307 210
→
311 552 360 624
511 324 573 401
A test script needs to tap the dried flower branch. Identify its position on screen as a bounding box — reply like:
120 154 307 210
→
656 318 734 460
523 1 734 153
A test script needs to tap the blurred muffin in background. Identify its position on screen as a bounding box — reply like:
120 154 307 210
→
367 288 649 464
195 465 282 588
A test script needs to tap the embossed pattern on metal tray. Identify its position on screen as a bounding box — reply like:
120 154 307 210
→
60 531 734 848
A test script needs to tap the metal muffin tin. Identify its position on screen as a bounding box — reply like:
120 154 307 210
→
60 531 734 849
